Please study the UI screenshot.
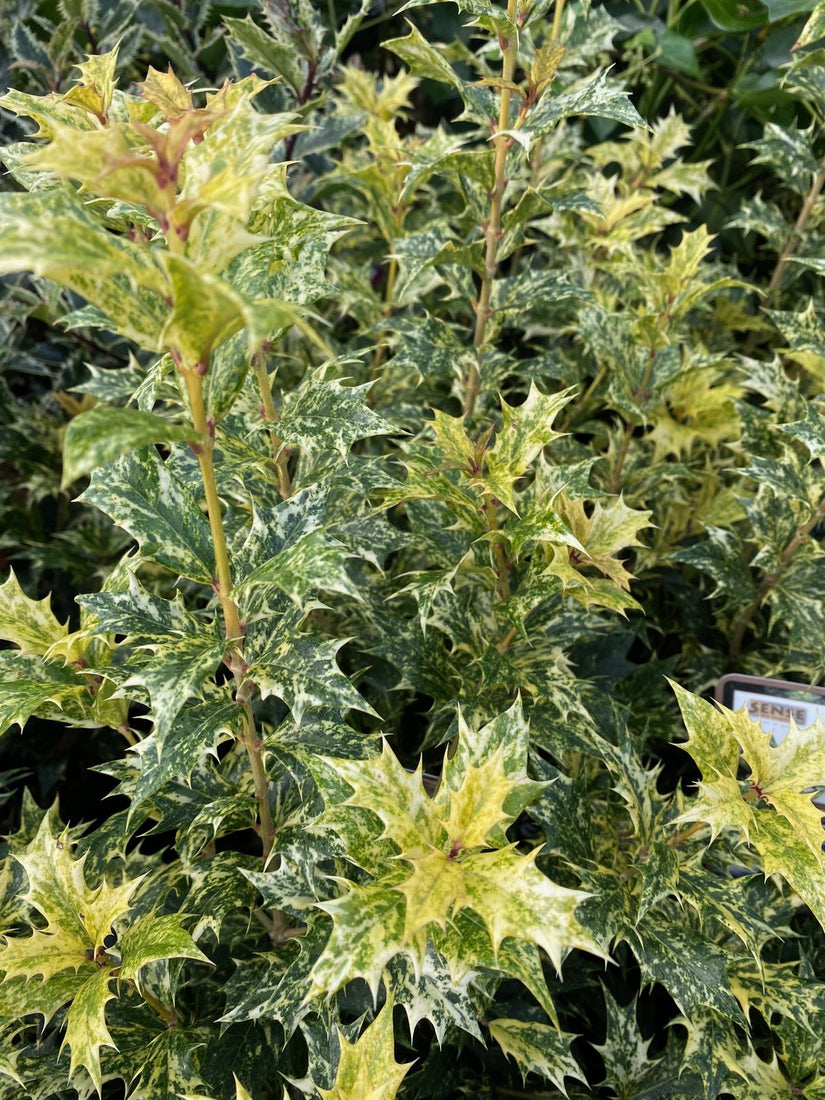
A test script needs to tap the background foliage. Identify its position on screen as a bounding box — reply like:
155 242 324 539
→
3 0 825 1097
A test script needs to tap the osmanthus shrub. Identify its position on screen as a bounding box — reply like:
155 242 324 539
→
2 2 825 1097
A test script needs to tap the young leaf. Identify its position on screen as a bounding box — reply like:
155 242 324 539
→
318 999 412 1100
673 685 825 927
308 700 603 1000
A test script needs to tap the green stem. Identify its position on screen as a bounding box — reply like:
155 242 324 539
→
181 366 276 860
728 492 825 667
464 0 519 417
484 496 511 600
560 364 606 430
551 0 567 39
766 153 825 299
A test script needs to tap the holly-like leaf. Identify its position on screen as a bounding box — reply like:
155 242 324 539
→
161 255 246 368
80 449 215 583
62 406 197 488
521 70 645 143
64 46 119 121
130 695 240 812
309 699 603 1001
118 913 210 995
479 386 573 513
673 685 825 927
628 922 744 1021
0 188 168 347
0 652 90 737
318 999 412 1100
595 990 700 1100
277 370 394 458
561 495 653 591
488 1018 585 1091
238 530 360 608
0 812 137 979
62 967 117 1093
0 570 67 655
386 948 482 1043
247 605 376 725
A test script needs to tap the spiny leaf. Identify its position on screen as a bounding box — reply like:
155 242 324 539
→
479 386 573 513
80 449 215 583
62 967 116 1093
0 188 168 346
0 652 89 737
247 606 376 725
309 701 603 1000
561 495 653 591
318 999 412 1100
65 45 119 120
0 570 67 655
277 370 394 458
118 913 210 995
62 406 197 488
488 1018 585 1091
673 685 825 927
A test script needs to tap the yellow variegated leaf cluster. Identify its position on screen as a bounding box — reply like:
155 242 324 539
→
673 685 825 926
319 999 411 1100
0 813 207 1093
308 700 604 1000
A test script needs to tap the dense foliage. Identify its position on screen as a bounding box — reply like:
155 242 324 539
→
4 0 825 1096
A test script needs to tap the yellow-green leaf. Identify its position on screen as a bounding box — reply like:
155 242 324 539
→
318 999 412 1100
0 571 67 655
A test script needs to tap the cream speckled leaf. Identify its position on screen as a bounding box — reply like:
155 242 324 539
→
0 570 67 655
488 1018 585 1091
128 631 225 744
480 386 573 513
65 46 119 120
0 86 99 136
561 495 653 591
238 530 360 607
628 922 744 1021
178 102 301 227
310 703 601 1000
318 999 412 1100
0 189 168 347
277 372 394 458
161 255 246 368
247 605 376 725
62 407 197 488
130 695 241 812
118 914 210 995
523 70 645 141
0 925 91 983
386 948 482 1043
62 967 117 1093
80 450 215 583
12 812 138 956
0 652 90 737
